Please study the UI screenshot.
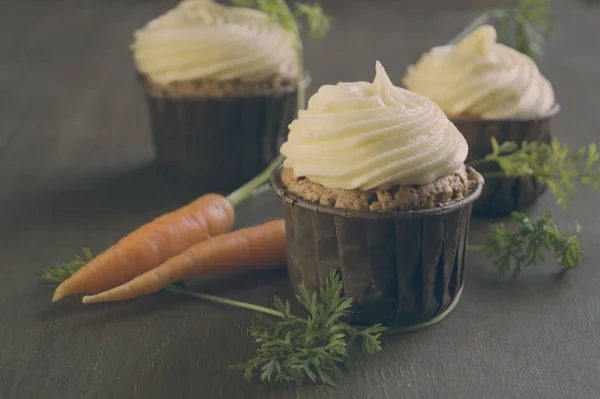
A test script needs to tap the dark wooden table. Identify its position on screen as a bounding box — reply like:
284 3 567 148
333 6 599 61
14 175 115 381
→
2 1 600 398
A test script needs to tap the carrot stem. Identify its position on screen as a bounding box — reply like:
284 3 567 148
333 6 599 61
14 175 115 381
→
226 154 284 207
295 41 306 119
466 158 489 167
467 244 485 251
164 285 284 318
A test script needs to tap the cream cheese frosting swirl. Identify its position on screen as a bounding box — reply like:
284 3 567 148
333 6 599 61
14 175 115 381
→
402 25 555 119
131 0 297 84
280 61 469 190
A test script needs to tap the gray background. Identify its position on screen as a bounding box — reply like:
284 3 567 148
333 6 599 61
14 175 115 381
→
1 0 599 398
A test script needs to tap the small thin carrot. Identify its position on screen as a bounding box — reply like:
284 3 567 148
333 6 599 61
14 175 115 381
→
52 194 235 302
81 219 287 304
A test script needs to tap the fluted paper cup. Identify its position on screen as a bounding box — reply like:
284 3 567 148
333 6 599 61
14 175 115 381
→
141 74 310 190
270 167 484 333
452 104 560 217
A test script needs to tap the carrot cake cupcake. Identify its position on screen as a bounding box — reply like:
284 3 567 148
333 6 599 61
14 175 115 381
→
132 0 305 188
403 25 559 215
271 61 484 329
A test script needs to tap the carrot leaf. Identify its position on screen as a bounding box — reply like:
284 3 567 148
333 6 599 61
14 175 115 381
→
230 0 333 42
467 138 600 210
448 0 552 63
468 210 584 277
43 248 94 283
230 269 386 386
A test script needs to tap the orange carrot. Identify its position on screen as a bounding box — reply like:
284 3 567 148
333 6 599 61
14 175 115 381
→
52 194 235 302
81 219 287 304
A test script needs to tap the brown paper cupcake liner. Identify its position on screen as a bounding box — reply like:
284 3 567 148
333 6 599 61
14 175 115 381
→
452 104 560 217
271 167 484 330
141 74 310 190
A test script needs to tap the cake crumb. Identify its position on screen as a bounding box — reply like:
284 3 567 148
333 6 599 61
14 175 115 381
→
141 74 297 98
281 166 476 212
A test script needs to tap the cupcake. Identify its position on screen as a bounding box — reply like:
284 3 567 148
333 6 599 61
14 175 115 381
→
132 0 306 189
270 62 484 331
403 25 559 216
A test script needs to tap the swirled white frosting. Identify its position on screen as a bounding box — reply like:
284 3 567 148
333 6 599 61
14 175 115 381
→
402 25 555 119
131 0 297 84
280 61 469 190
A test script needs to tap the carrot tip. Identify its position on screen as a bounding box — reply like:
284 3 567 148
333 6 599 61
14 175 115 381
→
81 295 95 304
52 289 66 303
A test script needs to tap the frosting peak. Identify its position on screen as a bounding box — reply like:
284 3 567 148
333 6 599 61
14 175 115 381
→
131 0 297 84
402 25 555 119
280 62 469 190
456 24 496 57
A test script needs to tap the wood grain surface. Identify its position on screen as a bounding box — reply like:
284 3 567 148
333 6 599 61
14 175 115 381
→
1 1 600 398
